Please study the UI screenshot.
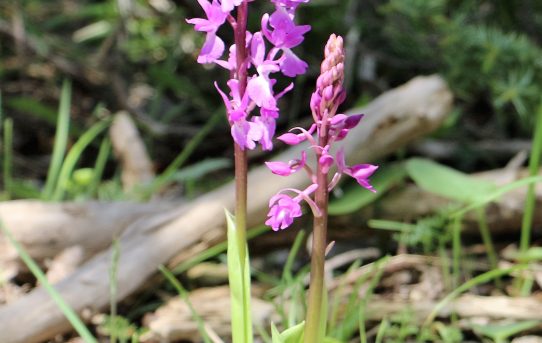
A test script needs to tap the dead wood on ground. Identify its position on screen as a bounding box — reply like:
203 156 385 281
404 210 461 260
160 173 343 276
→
0 75 453 343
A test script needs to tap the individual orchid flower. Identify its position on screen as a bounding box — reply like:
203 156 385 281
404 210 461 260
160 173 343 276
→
336 148 378 193
277 124 316 145
186 0 229 63
265 193 302 230
261 7 310 77
266 184 319 231
216 80 261 149
251 115 276 151
329 113 364 141
247 32 280 110
261 8 310 49
186 0 228 33
266 151 307 176
318 145 334 174
197 33 226 64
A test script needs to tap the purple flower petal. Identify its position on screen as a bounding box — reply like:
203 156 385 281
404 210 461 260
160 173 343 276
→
247 75 277 109
346 164 378 193
280 49 308 77
197 32 225 64
319 153 334 174
265 161 293 176
277 132 303 145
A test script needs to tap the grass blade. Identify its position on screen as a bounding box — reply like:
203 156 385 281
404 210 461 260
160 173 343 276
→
520 102 542 254
3 118 13 198
43 79 72 200
143 109 222 198
159 265 214 343
52 119 111 200
424 264 527 325
110 239 120 343
87 137 111 198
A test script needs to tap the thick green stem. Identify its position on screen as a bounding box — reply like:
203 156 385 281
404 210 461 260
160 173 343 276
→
234 144 248 263
304 143 329 343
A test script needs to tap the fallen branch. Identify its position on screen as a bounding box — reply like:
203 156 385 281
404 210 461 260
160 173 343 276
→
0 75 453 343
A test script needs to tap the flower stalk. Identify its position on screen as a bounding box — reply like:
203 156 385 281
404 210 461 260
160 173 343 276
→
264 34 378 341
188 1 312 341
233 0 249 266
304 147 329 343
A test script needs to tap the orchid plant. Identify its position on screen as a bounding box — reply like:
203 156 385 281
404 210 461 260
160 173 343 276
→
188 0 311 342
188 1 377 342
265 34 378 343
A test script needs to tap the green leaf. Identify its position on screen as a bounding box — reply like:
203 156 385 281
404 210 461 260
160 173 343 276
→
43 79 72 200
52 118 111 201
406 158 496 203
271 322 305 343
271 323 283 343
226 210 253 343
329 163 406 215
471 320 541 342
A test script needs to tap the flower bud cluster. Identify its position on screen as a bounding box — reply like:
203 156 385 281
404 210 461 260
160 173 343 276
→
265 34 378 231
187 0 311 150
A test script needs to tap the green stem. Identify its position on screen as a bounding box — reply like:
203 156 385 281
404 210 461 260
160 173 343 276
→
3 118 13 198
520 102 542 254
304 151 329 343
233 0 249 251
234 144 248 264
452 215 462 289
231 2 251 343
476 208 501 288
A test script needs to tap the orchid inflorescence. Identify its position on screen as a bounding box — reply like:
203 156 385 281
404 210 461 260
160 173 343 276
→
265 34 379 231
187 0 311 151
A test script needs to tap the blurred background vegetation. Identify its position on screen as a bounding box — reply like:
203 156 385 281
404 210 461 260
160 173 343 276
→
1 0 542 201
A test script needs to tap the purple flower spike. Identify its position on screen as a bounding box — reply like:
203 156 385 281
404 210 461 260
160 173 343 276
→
266 194 303 231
